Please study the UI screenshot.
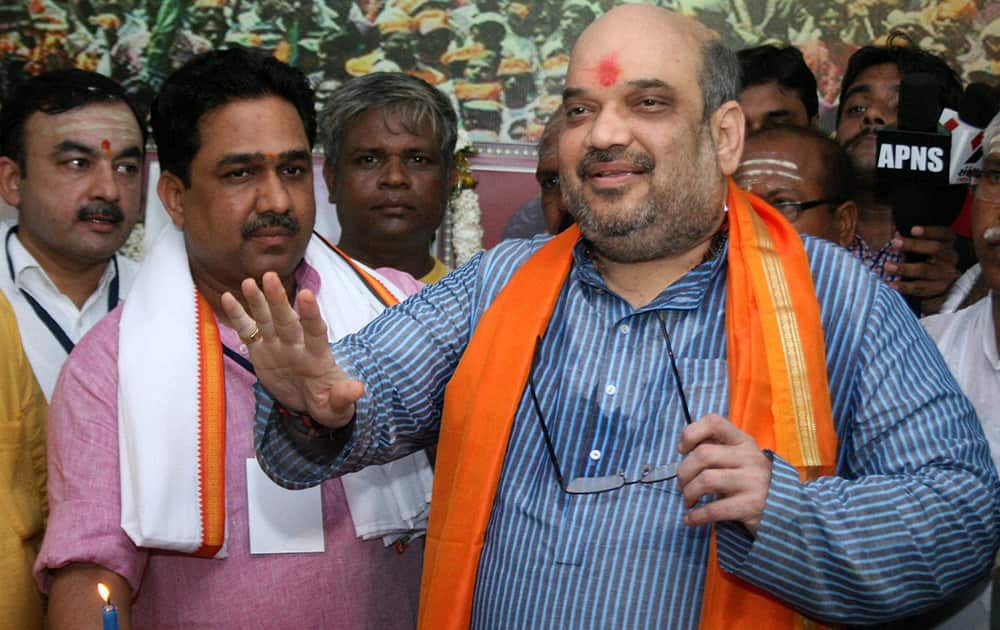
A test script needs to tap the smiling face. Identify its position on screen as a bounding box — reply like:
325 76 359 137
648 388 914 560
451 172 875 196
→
559 6 739 263
158 96 315 294
836 62 900 176
0 102 143 270
325 106 450 255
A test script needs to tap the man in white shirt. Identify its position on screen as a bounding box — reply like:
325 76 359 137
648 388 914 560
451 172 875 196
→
920 110 1000 630
0 69 144 399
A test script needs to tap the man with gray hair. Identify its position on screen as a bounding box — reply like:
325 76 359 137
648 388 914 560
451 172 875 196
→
230 5 997 627
920 110 1000 629
321 71 456 283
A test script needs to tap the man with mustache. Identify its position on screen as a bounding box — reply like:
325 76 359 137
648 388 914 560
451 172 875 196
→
835 44 964 314
324 72 454 284
36 49 427 629
920 111 1000 629
0 69 144 399
234 6 996 627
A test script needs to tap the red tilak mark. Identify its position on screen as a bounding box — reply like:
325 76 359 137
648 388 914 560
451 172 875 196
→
100 139 111 153
596 54 620 87
266 152 275 161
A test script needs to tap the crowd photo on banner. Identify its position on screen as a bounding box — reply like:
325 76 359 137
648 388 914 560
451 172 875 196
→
0 0 998 141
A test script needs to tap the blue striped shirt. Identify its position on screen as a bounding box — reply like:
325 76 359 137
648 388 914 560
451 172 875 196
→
255 234 999 628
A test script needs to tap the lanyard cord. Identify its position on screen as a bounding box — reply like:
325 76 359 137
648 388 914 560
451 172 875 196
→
5 225 119 354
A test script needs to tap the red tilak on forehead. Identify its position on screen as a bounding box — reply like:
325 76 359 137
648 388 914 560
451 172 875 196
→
100 139 111 153
595 54 621 87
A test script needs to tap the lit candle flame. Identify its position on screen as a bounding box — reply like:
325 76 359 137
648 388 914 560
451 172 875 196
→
98 582 111 605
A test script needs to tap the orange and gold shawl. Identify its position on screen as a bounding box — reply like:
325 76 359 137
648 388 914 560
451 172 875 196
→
419 180 838 629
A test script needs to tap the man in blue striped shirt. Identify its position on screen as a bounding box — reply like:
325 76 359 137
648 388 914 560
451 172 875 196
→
226 5 999 627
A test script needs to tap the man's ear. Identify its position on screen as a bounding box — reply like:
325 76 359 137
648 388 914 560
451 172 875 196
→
322 158 337 203
157 171 187 228
0 157 24 208
834 199 859 248
711 100 746 176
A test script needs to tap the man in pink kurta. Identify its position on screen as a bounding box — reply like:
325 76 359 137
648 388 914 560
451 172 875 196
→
34 48 425 629
35 265 423 628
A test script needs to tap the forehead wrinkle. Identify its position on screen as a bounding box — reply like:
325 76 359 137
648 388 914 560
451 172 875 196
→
563 77 675 102
53 140 98 156
47 110 140 138
628 78 673 91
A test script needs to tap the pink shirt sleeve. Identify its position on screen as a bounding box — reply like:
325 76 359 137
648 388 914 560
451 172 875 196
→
33 310 149 594
375 267 425 298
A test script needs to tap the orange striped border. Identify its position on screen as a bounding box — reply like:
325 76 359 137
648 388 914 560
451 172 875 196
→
194 290 226 557
747 209 823 470
311 232 400 307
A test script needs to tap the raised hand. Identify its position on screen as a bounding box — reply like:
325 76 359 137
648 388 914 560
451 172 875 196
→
676 413 773 536
220 271 363 428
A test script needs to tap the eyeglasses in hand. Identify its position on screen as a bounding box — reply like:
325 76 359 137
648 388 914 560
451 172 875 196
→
527 313 692 495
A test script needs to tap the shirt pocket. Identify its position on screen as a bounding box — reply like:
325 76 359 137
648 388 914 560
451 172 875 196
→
0 421 45 542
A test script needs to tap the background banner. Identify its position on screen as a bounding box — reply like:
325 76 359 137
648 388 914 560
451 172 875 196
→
1 0 997 143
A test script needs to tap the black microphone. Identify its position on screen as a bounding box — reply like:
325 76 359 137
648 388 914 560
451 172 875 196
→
876 73 967 313
875 73 967 235
958 82 1000 129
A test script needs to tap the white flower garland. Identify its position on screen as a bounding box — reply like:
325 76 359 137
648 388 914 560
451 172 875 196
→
447 128 484 267
119 221 146 262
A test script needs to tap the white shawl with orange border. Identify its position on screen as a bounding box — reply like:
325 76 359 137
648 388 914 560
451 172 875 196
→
118 225 433 557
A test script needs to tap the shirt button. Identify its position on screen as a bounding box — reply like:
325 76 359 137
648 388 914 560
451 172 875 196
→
618 323 630 334
605 384 617 396
239 344 248 354
589 449 602 461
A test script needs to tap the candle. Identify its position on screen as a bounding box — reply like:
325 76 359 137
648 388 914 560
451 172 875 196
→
97 583 119 630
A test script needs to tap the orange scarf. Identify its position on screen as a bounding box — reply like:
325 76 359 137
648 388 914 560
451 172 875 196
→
420 180 838 629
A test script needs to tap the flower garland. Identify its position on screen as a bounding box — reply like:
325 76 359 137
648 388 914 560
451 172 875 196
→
446 128 484 268
119 220 146 262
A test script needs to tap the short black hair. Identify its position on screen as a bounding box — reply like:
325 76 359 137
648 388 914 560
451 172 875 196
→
150 47 316 186
0 69 146 172
836 42 962 124
737 45 819 120
746 124 857 203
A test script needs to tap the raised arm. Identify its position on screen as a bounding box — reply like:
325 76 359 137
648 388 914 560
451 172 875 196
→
221 272 360 428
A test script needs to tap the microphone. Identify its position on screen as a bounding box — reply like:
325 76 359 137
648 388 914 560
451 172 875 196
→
875 72 969 314
940 83 1000 185
875 72 966 238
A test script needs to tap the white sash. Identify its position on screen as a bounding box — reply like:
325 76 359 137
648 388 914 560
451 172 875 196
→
118 226 433 555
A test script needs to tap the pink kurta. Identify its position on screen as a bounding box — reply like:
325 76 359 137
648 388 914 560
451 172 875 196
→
35 264 424 628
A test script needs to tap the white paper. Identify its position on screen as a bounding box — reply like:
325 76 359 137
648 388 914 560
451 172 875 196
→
246 458 325 554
